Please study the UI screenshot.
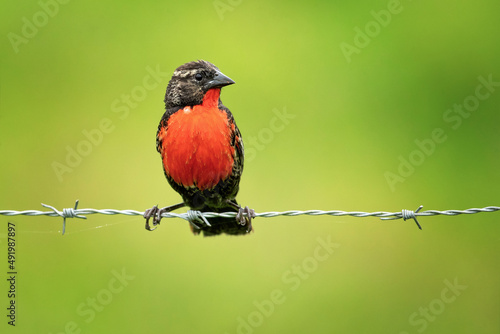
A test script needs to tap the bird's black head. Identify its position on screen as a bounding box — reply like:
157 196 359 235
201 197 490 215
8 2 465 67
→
164 60 235 109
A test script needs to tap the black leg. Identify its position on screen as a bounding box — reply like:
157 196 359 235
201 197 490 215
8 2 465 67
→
143 202 185 231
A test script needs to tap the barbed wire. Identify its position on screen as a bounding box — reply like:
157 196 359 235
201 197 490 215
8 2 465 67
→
1 200 499 235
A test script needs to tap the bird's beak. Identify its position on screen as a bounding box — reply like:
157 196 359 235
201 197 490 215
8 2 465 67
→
205 71 235 90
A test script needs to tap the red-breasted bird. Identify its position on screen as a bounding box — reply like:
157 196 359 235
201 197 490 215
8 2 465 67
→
144 60 255 236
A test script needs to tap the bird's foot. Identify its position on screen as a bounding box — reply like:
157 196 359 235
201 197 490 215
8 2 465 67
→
144 205 163 231
143 202 186 231
235 206 256 233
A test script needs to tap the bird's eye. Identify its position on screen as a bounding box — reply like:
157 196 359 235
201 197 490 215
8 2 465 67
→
194 73 203 81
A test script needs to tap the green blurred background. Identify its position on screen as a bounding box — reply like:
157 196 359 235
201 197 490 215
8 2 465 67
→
1 0 499 333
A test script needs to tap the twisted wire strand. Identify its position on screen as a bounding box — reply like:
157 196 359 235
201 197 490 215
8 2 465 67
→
1 201 499 235
1 205 499 220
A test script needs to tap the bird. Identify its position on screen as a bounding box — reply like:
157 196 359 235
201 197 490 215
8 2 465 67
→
143 60 255 236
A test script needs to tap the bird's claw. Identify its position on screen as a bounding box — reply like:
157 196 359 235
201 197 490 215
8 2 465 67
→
144 205 165 231
235 206 256 233
143 202 185 232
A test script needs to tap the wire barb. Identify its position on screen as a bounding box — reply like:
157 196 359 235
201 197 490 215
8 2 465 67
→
184 210 211 229
41 200 87 235
381 205 423 230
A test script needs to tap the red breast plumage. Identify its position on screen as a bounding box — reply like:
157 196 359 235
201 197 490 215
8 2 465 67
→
158 88 236 191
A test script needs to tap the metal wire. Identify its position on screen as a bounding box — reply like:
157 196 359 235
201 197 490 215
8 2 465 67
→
1 200 498 235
